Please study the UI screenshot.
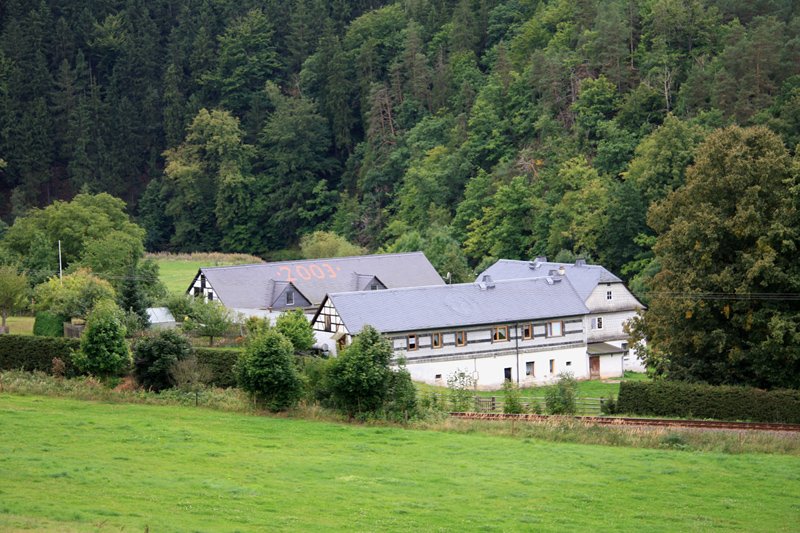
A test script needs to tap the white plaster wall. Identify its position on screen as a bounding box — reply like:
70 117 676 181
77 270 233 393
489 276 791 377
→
403 345 589 389
585 283 642 313
598 353 624 379
587 310 638 343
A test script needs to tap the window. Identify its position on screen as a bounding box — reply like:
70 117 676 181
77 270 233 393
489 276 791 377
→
525 361 534 376
435 374 442 380
504 367 512 381
324 314 332 332
286 290 294 306
193 287 201 296
370 282 379 290
592 317 603 330
207 292 214 301
432 332 443 349
621 342 629 352
522 323 533 340
455 330 467 347
566 361 572 367
407 334 418 351
549 359 555 373
606 290 613 300
493 326 509 342
547 321 564 337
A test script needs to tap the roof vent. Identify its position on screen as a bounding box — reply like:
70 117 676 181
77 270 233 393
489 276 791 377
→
558 266 566 276
575 258 586 267
546 277 562 285
479 274 496 290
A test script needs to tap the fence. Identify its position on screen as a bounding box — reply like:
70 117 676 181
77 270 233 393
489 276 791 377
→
429 394 605 415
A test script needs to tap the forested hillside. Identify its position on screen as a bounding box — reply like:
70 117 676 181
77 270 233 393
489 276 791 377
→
1 0 798 285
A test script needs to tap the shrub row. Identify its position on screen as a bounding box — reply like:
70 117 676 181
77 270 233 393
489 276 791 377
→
191 347 240 388
0 335 80 376
0 334 241 388
617 380 800 424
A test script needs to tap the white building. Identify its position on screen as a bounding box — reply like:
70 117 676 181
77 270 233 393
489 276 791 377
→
478 258 646 372
186 252 445 353
311 274 628 389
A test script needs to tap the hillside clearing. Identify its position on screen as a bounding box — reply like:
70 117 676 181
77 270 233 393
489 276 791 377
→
1 395 798 532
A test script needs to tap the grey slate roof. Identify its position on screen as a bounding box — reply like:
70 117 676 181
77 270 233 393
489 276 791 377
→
323 276 590 334
194 252 444 309
477 259 622 301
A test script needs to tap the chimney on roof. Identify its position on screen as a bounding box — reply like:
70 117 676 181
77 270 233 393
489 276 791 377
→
558 265 566 276
479 274 496 290
575 258 586 267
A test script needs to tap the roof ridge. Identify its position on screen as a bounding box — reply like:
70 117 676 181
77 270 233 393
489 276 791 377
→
329 275 570 299
200 251 426 271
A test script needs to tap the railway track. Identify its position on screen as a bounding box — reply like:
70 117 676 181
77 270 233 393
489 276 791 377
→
447 412 800 432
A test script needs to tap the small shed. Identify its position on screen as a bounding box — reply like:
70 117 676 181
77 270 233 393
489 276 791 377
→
146 307 177 330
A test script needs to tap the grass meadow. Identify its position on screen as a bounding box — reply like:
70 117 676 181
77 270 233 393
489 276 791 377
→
147 252 262 294
4 315 34 335
1 395 799 532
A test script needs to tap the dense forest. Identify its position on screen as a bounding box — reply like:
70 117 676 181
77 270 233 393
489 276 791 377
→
1 0 799 282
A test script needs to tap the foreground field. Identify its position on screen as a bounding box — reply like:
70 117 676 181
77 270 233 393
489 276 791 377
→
1 396 798 532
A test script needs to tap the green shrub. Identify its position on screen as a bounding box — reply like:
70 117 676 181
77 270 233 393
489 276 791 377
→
600 394 617 415
194 347 240 388
237 329 303 411
73 302 131 377
545 373 578 415
616 380 800 424
298 355 334 403
133 330 192 391
328 326 395 417
0 335 80 375
385 361 417 420
502 380 525 414
275 309 315 353
33 311 68 337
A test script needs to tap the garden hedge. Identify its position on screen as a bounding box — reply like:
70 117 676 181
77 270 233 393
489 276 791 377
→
0 335 80 376
617 380 800 424
0 333 241 387
193 347 240 388
32 312 69 337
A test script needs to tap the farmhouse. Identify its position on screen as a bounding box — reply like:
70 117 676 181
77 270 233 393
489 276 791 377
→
311 274 628 388
187 252 444 353
478 258 646 371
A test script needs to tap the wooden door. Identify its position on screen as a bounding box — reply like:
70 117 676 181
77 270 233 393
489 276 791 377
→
589 356 600 378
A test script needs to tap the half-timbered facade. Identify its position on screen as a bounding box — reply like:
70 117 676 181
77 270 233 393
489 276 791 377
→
187 252 445 353
479 258 646 371
311 275 626 388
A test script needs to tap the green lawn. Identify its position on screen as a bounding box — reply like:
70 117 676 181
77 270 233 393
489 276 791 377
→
153 253 262 294
417 372 649 400
1 395 798 532
5 316 34 335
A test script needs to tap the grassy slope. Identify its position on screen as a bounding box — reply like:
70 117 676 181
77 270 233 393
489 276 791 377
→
1 395 798 532
153 253 261 294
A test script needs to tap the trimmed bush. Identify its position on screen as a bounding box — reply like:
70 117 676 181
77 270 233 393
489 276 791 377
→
33 311 69 337
617 381 800 424
0 334 80 375
237 329 303 411
73 302 131 377
133 330 192 391
194 347 240 388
